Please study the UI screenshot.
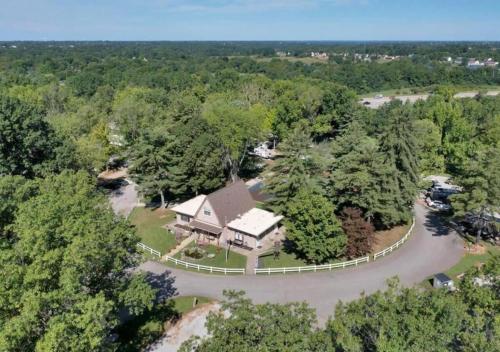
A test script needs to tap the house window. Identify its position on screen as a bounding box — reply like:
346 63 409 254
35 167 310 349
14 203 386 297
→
180 214 190 222
235 231 244 241
203 207 211 216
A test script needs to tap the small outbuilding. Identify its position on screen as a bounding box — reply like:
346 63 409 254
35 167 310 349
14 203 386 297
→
433 273 454 290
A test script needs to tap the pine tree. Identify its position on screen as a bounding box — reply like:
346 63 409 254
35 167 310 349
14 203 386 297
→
129 131 172 208
378 101 420 210
265 121 316 213
328 121 406 227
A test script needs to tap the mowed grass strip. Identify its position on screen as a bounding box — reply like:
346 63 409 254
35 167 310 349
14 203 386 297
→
172 296 213 315
258 250 308 268
129 207 177 255
446 242 500 279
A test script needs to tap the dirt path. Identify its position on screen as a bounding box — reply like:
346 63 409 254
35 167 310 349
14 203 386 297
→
147 303 220 352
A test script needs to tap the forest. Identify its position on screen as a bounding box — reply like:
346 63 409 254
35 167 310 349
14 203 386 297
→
0 42 499 351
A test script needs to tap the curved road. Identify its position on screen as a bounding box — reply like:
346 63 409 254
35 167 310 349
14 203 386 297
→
140 203 464 324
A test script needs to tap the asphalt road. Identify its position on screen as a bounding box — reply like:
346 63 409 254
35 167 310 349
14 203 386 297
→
140 203 464 324
360 90 499 109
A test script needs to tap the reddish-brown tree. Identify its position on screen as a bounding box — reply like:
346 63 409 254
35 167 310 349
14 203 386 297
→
341 207 375 258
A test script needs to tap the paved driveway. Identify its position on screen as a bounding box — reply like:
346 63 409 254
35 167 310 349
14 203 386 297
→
140 203 464 324
109 179 139 218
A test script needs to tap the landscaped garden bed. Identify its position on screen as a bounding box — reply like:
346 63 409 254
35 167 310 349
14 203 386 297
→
173 241 247 269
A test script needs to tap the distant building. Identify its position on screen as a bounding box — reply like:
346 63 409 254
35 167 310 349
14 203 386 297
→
484 58 498 67
311 52 329 60
467 58 485 69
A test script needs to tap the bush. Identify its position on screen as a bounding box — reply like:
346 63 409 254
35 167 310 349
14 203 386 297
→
184 247 205 259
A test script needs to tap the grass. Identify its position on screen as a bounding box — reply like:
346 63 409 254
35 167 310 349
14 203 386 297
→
172 296 213 315
258 250 308 268
445 242 500 279
129 207 177 255
173 241 247 269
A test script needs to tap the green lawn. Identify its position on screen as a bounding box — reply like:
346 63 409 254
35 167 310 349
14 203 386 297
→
173 241 247 269
445 243 500 279
129 207 177 255
172 296 213 315
258 250 308 268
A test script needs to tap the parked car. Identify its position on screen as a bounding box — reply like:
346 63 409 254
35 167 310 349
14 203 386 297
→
432 201 451 212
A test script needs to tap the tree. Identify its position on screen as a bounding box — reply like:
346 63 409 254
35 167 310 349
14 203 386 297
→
0 96 66 177
167 116 226 199
180 291 332 352
340 207 375 259
327 278 469 352
285 189 346 264
451 147 500 243
0 175 33 241
328 121 407 228
0 171 157 352
265 121 316 213
202 95 266 181
129 132 172 208
378 101 420 209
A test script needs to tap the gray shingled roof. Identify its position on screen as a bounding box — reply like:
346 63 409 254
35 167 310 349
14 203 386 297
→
204 180 256 226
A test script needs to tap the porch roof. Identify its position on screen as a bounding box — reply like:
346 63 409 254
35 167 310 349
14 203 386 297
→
189 220 223 235
172 195 206 217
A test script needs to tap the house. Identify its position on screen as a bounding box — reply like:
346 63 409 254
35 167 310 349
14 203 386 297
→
467 59 484 69
484 58 499 67
433 273 454 290
172 181 283 250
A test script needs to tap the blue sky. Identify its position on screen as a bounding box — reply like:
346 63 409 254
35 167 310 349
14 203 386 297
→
1 0 499 41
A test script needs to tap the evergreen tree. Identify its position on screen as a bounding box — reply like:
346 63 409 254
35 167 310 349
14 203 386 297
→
129 132 172 208
329 121 407 227
265 121 316 213
378 101 420 210
285 189 346 264
451 147 500 243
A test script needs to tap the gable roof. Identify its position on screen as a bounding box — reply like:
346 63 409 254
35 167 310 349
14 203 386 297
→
200 181 256 226
172 195 206 217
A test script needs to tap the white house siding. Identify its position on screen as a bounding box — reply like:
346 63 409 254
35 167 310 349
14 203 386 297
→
226 228 258 249
176 213 191 226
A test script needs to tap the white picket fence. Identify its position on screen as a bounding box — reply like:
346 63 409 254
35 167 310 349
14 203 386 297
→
373 218 415 260
254 255 370 275
137 242 161 258
164 255 246 275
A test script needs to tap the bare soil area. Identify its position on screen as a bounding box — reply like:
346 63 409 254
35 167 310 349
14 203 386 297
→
372 224 410 253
